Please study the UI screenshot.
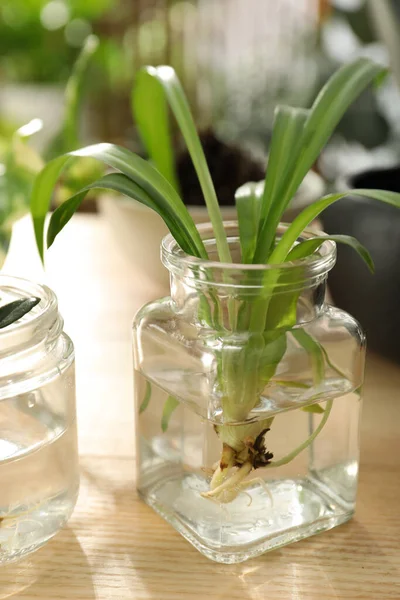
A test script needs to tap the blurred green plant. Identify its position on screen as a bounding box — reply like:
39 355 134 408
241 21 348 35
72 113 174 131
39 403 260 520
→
0 0 112 82
0 35 101 267
0 119 44 265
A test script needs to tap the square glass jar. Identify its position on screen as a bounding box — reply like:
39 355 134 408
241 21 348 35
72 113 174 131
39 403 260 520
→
133 224 365 563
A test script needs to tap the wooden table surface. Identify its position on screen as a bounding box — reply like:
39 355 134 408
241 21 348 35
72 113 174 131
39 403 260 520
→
1 214 399 600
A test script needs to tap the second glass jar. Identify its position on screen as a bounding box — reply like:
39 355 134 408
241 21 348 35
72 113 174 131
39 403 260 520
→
0 276 79 564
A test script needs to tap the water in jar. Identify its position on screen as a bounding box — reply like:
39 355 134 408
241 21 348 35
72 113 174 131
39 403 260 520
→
135 369 361 564
0 362 79 564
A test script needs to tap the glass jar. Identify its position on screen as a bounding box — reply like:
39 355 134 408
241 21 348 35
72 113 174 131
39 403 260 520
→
0 276 78 564
133 223 365 564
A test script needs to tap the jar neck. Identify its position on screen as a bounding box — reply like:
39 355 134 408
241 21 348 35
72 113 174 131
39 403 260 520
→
0 276 62 359
169 272 328 330
163 222 336 331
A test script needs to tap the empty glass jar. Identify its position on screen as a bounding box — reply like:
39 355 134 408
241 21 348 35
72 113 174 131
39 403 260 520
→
133 223 365 564
0 276 78 564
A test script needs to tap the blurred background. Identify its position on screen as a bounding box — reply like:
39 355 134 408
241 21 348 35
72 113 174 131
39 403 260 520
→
1 0 400 361
2 0 400 162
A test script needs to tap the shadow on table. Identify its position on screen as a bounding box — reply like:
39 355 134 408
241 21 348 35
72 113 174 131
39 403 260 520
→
127 515 392 600
0 527 95 600
77 456 400 599
78 460 397 600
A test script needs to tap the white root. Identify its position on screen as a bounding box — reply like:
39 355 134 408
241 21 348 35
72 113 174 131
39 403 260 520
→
202 461 253 503
239 476 274 507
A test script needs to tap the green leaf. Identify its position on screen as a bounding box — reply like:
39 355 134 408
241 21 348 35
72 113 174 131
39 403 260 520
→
46 35 99 159
254 58 387 263
301 403 325 414
161 396 180 432
256 107 309 259
235 181 263 263
139 381 152 414
259 331 288 382
139 67 231 264
0 297 40 329
46 172 200 257
30 143 207 261
270 189 400 265
31 154 70 259
287 234 375 273
133 69 180 192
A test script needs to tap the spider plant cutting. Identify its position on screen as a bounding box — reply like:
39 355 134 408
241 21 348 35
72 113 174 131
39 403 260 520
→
30 57 400 514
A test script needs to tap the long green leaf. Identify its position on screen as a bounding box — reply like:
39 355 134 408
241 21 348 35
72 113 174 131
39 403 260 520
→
133 69 179 192
257 107 309 257
30 143 207 261
287 234 375 273
254 58 386 262
249 188 399 336
161 396 180 432
30 154 68 259
140 66 231 264
46 172 199 256
235 181 263 263
270 189 400 264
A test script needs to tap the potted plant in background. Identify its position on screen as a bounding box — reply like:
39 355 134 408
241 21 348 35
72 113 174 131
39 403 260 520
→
30 58 400 563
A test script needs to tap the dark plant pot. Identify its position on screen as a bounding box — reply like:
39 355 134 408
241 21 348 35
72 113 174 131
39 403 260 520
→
322 165 400 363
176 131 265 206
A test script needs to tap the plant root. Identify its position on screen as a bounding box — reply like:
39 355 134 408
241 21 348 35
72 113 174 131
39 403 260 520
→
202 461 253 503
239 476 274 507
202 428 276 503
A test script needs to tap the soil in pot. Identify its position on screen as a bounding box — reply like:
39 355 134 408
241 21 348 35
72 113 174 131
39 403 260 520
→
176 130 265 206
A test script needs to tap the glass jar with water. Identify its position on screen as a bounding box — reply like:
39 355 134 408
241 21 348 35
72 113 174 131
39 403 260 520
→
133 223 365 563
0 276 78 564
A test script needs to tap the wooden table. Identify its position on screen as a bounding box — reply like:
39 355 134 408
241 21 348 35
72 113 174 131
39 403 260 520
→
1 215 399 599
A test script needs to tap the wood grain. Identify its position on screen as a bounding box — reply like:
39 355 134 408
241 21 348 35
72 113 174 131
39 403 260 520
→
1 215 399 600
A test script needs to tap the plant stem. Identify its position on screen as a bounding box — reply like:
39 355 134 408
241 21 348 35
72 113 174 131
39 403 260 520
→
210 444 236 490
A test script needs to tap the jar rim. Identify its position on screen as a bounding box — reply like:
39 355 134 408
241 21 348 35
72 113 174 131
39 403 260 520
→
0 275 59 352
161 221 336 278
